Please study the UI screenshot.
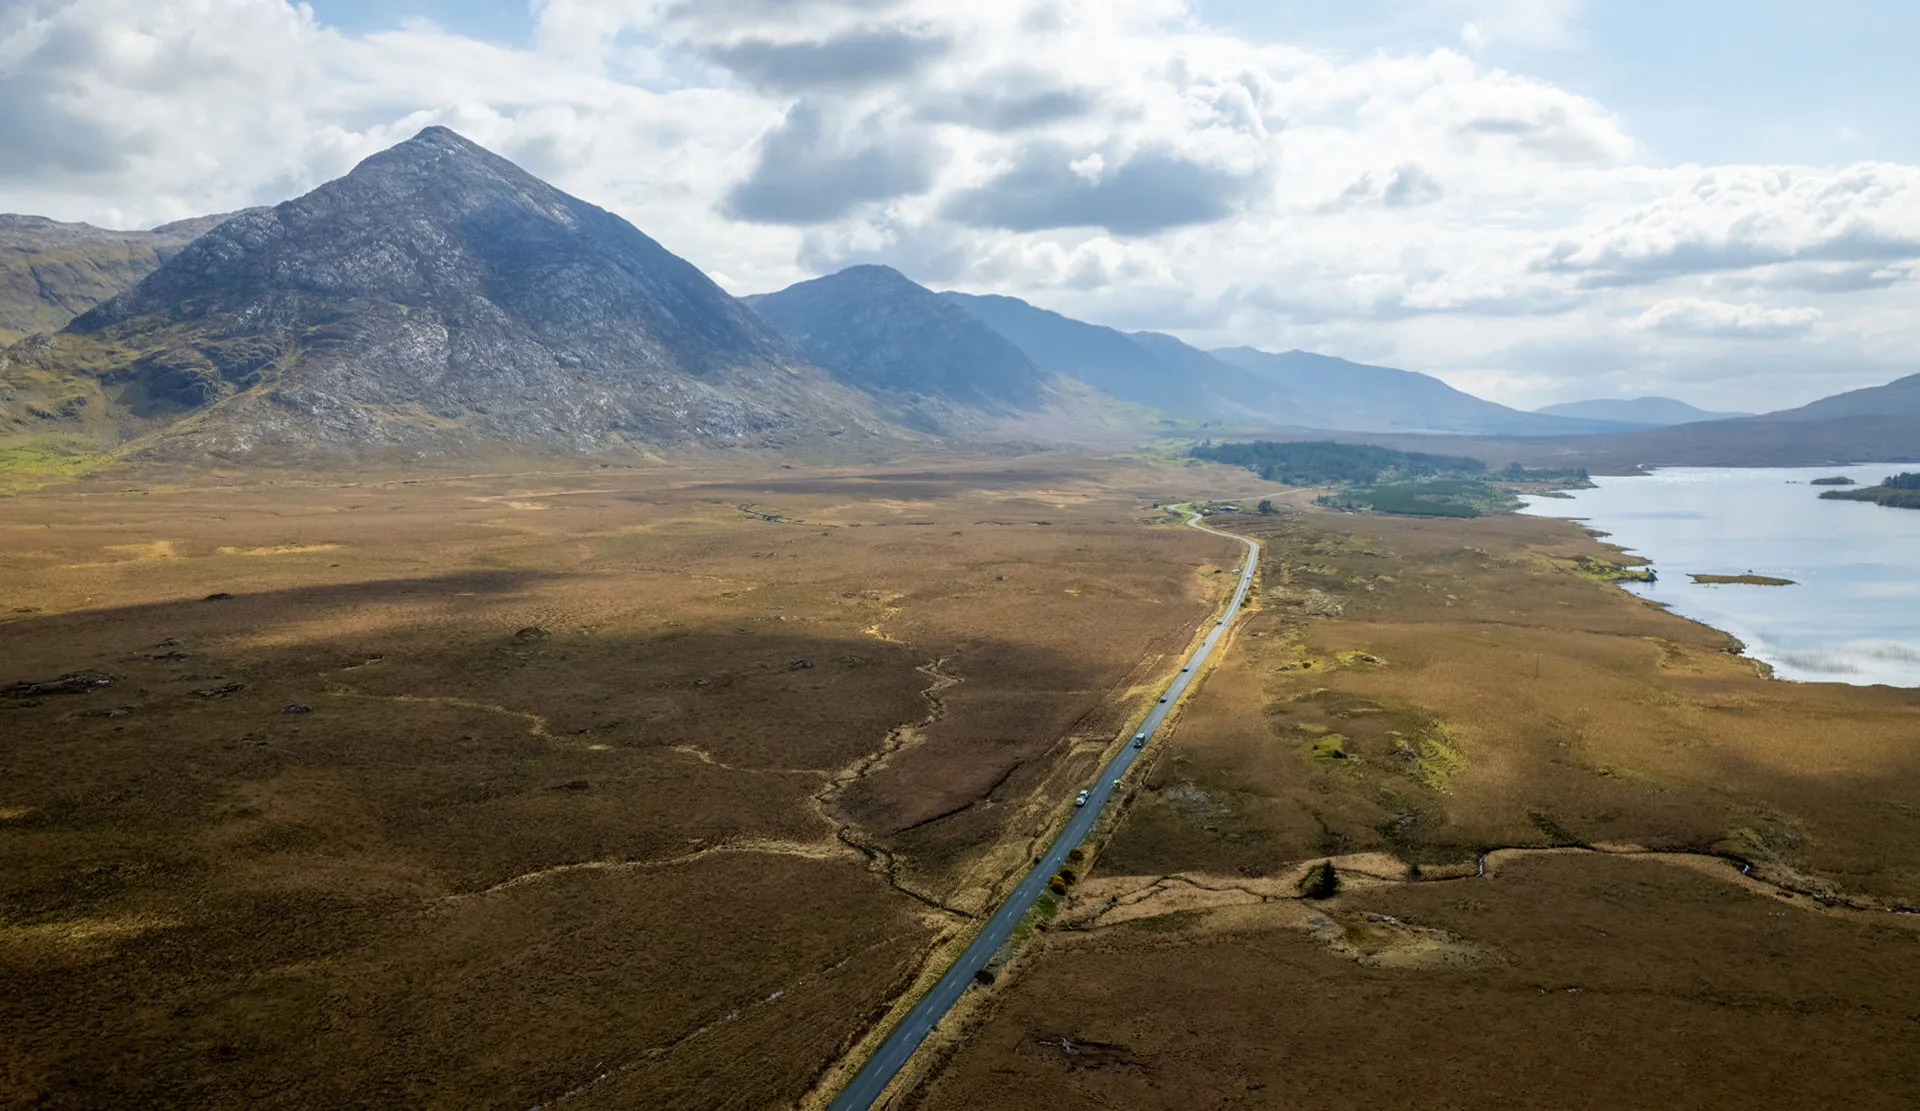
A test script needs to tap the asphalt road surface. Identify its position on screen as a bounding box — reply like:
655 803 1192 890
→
827 509 1261 1111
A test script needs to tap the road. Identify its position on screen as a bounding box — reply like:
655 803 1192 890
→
827 509 1261 1111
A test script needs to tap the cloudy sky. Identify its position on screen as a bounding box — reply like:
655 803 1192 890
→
3 0 1916 410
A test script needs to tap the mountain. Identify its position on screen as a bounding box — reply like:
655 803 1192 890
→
1752 371 1920 422
748 266 1055 432
938 289 1630 436
1 127 888 462
1536 397 1747 425
1209 347 1625 436
1347 370 1920 473
938 291 1304 423
1126 331 1311 420
0 212 246 344
937 292 1170 405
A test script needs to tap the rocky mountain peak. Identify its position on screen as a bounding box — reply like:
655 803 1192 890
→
76 126 786 371
18 128 887 459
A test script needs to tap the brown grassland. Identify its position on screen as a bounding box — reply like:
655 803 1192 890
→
0 452 1267 1110
912 493 1920 1111
8 456 1920 1111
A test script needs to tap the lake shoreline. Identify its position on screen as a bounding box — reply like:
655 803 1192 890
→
1521 464 1920 688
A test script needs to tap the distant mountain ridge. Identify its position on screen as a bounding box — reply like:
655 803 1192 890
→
1753 371 1920 423
1206 347 1626 435
1535 397 1747 426
3 127 891 461
1352 371 1920 473
941 290 1621 435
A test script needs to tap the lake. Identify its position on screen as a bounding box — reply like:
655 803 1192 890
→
1520 464 1920 687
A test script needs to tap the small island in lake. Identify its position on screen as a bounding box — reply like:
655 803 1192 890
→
1818 471 1920 509
1690 573 1796 586
1810 475 1856 486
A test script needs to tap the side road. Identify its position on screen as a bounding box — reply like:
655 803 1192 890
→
827 508 1261 1111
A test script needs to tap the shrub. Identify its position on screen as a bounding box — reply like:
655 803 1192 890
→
1298 860 1340 899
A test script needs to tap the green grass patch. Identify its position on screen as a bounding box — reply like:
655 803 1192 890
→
1402 726 1464 791
1008 891 1061 947
0 437 113 490
1310 734 1350 760
1555 553 1655 583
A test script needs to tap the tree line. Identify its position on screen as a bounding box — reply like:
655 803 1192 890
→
1190 440 1487 486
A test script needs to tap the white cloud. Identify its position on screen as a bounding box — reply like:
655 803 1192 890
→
0 0 1912 409
1540 163 1920 285
1636 297 1823 338
1447 0 1587 50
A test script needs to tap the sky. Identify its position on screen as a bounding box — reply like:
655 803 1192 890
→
1 0 1916 411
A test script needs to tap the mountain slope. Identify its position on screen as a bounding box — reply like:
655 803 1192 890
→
937 292 1169 404
1536 397 1746 425
2 127 886 462
937 290 1304 423
1752 371 1920 422
1124 331 1310 421
1210 347 1625 436
0 213 244 344
749 266 1052 431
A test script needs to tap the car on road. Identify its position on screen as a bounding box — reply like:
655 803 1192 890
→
1158 696 1168 703
1132 733 1146 747
1074 790 1090 807
1182 665 1191 672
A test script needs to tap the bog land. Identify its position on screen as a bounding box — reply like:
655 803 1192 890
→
0 453 1269 1110
5 456 1920 1111
908 489 1920 1111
